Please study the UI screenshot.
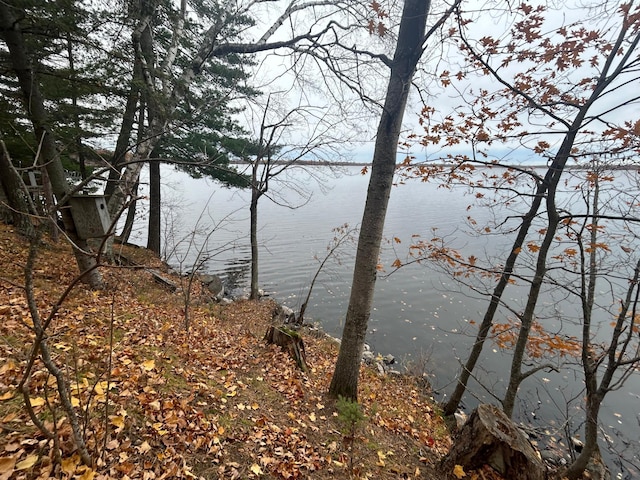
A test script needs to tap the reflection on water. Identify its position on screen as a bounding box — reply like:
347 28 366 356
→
135 165 639 478
213 256 251 295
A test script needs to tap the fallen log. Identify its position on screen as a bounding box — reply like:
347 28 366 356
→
115 253 178 292
264 326 308 372
148 269 178 292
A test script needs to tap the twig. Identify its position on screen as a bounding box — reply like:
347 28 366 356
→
18 227 93 466
102 295 116 462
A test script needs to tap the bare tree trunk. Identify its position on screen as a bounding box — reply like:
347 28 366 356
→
107 9 161 223
249 172 260 300
39 165 59 241
104 57 142 199
119 181 138 245
147 159 161 255
564 257 640 479
502 137 573 417
0 3 102 288
564 390 603 478
104 0 150 200
66 34 86 181
328 0 431 401
563 178 603 480
563 177 640 479
443 182 544 416
106 95 147 259
0 139 35 236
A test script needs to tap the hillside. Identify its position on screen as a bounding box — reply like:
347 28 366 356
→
0 222 500 479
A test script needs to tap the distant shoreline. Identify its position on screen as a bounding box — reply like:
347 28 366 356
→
229 160 640 170
229 160 370 167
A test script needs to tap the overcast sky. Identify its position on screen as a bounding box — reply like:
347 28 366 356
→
234 0 639 166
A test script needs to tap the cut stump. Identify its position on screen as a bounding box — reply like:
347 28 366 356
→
441 404 547 480
264 326 308 372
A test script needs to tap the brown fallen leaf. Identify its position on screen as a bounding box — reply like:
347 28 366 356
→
0 456 17 474
61 454 80 475
0 391 13 401
15 454 38 471
29 397 46 407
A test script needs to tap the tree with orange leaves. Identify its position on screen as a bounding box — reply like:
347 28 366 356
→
395 1 639 477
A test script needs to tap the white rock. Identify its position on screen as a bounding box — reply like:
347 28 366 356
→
454 411 468 429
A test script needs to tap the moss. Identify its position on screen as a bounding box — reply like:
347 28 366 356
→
278 325 302 338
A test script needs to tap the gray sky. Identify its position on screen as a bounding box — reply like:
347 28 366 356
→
234 0 639 165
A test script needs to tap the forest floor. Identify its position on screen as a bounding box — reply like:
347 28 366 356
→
0 222 506 479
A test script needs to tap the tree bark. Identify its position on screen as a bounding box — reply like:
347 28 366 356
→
119 180 139 245
563 179 602 479
502 135 573 417
0 139 35 237
563 393 603 479
328 0 430 401
107 8 161 222
147 159 161 255
264 325 308 372
441 404 546 480
39 165 58 241
66 34 86 181
249 167 260 300
104 0 151 201
562 181 636 480
0 2 102 288
443 181 544 416
104 57 142 200
108 94 146 254
502 90 606 417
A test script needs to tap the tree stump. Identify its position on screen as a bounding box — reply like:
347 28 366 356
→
264 326 308 372
441 404 547 480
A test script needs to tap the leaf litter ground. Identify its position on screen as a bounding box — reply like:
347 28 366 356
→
0 223 505 480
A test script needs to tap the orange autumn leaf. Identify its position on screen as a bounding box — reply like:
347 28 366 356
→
29 397 46 407
453 464 467 478
61 455 80 475
77 467 96 480
141 359 156 371
527 242 540 252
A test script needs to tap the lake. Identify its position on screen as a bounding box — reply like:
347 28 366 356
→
129 164 639 478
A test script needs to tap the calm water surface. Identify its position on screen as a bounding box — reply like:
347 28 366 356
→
131 165 640 478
